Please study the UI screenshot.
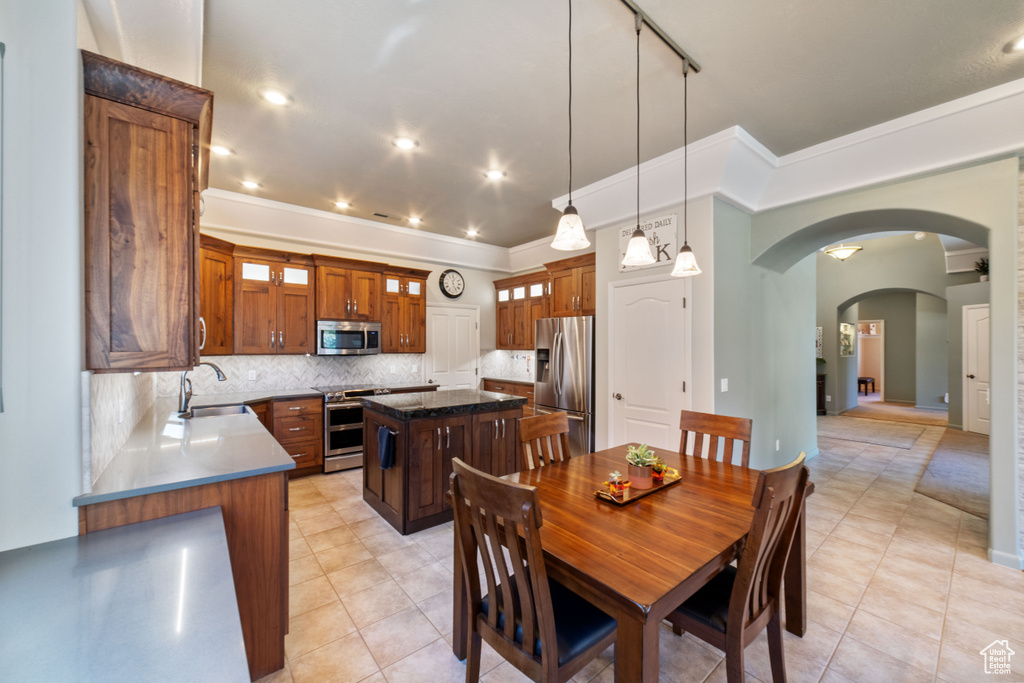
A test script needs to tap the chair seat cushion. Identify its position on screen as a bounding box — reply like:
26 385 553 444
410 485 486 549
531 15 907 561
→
672 565 736 633
481 577 616 666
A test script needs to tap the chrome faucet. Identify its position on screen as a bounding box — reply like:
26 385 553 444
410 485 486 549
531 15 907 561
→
178 362 228 416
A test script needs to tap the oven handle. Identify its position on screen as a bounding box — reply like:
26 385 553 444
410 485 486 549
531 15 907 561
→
327 424 364 432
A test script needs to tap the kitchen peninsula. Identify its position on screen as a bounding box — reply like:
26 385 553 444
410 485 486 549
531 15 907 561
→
361 389 527 534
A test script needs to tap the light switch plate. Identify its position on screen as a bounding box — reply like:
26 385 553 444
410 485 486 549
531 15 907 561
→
248 371 256 381
721 378 728 392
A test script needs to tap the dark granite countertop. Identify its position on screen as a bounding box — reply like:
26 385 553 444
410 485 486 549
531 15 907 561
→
361 389 526 420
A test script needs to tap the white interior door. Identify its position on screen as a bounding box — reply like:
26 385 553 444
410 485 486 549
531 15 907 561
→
425 305 479 390
964 304 990 435
610 278 690 451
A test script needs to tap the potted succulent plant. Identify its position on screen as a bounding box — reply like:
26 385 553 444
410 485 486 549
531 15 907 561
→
626 444 659 489
606 470 630 496
975 258 989 282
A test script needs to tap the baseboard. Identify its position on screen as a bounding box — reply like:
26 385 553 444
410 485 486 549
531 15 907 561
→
988 547 1024 570
804 447 821 460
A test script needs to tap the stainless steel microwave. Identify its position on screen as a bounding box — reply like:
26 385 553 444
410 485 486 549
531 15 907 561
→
316 320 381 355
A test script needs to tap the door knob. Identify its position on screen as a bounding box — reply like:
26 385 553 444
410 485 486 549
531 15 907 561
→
967 374 976 379
614 393 623 400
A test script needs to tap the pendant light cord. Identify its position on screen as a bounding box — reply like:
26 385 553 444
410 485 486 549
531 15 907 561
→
636 21 641 228
567 0 573 203
683 62 688 246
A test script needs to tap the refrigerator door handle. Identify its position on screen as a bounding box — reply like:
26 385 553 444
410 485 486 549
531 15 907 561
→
565 414 585 421
552 331 562 397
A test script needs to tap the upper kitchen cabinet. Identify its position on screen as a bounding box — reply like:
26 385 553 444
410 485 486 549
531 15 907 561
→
546 253 595 317
493 272 549 350
198 235 234 355
314 256 385 322
234 247 315 355
83 51 213 372
382 268 429 353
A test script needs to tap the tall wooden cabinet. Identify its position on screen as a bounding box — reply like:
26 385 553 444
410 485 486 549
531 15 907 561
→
382 268 429 353
199 235 234 355
314 256 385 322
493 273 549 350
234 248 315 355
547 253 595 317
83 51 212 372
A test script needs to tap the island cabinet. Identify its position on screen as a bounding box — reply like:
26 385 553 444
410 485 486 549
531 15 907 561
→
361 390 527 534
314 255 386 322
382 268 429 353
546 252 595 317
234 247 315 354
199 234 235 355
482 378 535 417
83 50 212 372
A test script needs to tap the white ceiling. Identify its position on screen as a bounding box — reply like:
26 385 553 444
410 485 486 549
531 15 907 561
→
200 0 1024 248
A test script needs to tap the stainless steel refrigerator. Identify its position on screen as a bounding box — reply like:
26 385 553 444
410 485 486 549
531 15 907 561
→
534 316 594 457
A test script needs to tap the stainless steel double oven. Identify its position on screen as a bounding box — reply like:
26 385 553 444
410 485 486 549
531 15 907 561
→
317 386 392 472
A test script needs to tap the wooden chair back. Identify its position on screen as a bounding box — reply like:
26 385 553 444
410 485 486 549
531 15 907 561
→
731 452 809 633
519 412 572 470
678 410 752 467
449 458 557 676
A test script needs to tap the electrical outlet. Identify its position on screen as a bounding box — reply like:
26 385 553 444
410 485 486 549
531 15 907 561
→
826 395 831 402
721 378 728 392
390 365 396 374
775 439 780 451
248 371 256 381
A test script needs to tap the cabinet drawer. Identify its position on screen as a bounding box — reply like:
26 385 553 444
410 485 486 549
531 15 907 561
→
273 397 323 420
273 414 322 443
281 438 322 469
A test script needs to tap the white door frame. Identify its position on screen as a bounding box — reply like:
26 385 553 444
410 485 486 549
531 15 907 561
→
606 273 692 447
962 303 990 435
857 319 885 402
425 303 481 387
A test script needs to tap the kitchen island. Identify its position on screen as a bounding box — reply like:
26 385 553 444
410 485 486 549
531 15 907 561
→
361 389 527 534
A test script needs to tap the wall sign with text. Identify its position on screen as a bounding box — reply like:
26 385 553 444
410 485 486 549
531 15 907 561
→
618 213 677 272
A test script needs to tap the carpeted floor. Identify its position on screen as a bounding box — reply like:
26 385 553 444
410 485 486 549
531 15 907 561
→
843 394 948 427
817 415 925 449
915 428 989 518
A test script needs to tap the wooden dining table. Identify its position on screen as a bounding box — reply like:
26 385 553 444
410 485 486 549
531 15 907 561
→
451 444 811 683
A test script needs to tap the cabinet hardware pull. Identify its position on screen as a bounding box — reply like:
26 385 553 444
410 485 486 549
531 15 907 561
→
279 331 284 348
493 419 498 437
501 418 505 438
354 301 358 314
270 330 275 347
289 427 304 431
437 427 441 450
347 300 351 315
446 426 450 448
289 406 302 410
199 317 207 350
271 272 276 284
292 453 307 458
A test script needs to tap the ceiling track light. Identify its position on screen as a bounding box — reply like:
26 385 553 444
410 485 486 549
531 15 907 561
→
622 15 656 267
825 243 863 261
552 0 591 252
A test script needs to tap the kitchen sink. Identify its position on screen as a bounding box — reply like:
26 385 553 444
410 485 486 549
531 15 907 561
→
184 404 250 418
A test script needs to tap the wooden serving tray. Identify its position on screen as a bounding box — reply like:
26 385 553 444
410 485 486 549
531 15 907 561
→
594 472 682 505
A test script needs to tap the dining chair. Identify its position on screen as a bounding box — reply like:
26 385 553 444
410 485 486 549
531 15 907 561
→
449 458 617 683
678 410 753 467
519 412 572 470
665 452 809 683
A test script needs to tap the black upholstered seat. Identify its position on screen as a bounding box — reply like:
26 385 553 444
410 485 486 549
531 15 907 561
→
672 566 735 633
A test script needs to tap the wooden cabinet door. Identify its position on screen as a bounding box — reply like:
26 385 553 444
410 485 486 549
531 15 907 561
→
381 291 403 353
471 412 499 474
84 96 194 370
526 291 549 350
315 266 352 320
404 292 427 353
548 268 576 317
496 408 521 475
199 246 233 355
408 419 444 521
579 264 596 316
234 259 275 354
441 415 473 510
365 413 403 518
350 269 381 322
249 400 271 431
496 299 512 349
277 265 314 354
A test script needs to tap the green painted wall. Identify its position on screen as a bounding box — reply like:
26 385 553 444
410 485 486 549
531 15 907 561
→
946 281 990 429
915 293 949 410
857 292 918 404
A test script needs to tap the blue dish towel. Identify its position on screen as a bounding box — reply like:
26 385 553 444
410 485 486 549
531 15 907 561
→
378 426 395 470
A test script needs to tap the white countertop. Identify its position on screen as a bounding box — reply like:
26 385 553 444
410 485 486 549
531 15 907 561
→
74 396 295 506
0 507 249 682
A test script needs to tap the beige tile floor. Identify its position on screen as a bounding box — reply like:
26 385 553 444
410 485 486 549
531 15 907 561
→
258 423 1024 683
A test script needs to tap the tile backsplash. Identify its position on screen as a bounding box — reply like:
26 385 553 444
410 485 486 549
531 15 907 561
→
153 354 425 397
87 371 154 487
480 350 534 382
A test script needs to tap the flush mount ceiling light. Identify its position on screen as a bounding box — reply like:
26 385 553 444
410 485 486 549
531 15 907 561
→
1003 34 1024 53
210 145 234 156
671 61 701 277
258 87 292 106
825 243 863 261
334 201 350 209
241 180 261 190
621 16 656 267
466 228 479 237
392 136 418 150
408 217 422 225
551 0 591 252
485 170 506 180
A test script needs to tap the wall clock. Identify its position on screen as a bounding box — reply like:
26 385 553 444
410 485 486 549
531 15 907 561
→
439 269 465 299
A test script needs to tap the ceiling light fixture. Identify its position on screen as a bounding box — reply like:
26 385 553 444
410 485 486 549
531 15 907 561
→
241 180 261 190
466 228 479 237
671 60 701 277
914 231 927 240
1004 34 1024 53
485 170 506 180
408 217 421 225
211 145 234 156
825 243 862 261
551 0 591 252
622 16 656 267
392 136 418 150
334 201 350 209
258 87 292 106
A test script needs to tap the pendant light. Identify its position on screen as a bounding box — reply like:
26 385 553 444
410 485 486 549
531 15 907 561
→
671 61 701 277
824 243 862 261
621 16 656 267
552 0 590 251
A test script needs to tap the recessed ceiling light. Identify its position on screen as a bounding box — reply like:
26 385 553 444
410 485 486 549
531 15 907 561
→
485 170 506 180
466 228 479 237
258 87 293 106
1005 34 1024 53
241 180 261 189
408 217 421 225
211 145 234 156
334 201 350 209
392 136 418 150
914 231 927 240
